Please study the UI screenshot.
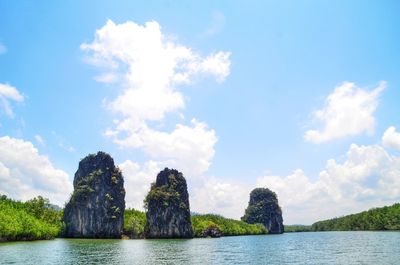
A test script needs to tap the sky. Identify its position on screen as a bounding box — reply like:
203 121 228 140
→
0 0 400 224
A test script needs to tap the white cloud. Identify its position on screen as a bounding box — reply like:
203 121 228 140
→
83 19 230 178
119 159 161 210
305 81 385 143
0 83 24 118
0 43 6 55
81 19 230 122
191 177 250 219
257 143 400 224
0 136 72 205
382 126 400 152
112 119 217 178
82 20 233 217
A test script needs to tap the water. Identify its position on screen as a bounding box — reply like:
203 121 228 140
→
1 232 399 265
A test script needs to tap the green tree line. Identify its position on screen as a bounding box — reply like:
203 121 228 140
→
0 195 63 241
312 203 400 231
191 214 267 237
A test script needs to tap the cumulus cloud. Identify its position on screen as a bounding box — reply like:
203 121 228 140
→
305 81 385 144
0 136 72 205
257 143 400 224
83 19 230 176
119 159 161 210
110 119 217 178
0 83 24 118
191 177 250 219
382 126 400 152
82 20 233 215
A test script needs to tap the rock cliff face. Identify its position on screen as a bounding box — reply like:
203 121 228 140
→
241 188 284 234
145 168 193 238
63 152 125 238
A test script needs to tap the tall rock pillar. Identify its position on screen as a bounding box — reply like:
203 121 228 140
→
63 151 125 238
145 168 193 238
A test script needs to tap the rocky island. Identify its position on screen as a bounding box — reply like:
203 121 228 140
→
63 152 125 238
144 168 193 238
242 188 284 234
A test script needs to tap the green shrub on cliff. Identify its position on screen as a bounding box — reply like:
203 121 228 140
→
0 195 63 241
143 174 181 209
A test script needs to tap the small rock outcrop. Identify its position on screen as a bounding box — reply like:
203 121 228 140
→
145 168 193 238
241 188 284 234
202 225 222 238
63 151 125 238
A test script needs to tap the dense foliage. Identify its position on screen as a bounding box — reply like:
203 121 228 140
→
312 203 400 231
192 214 267 237
144 174 182 209
124 208 147 238
284 225 312 232
0 195 63 241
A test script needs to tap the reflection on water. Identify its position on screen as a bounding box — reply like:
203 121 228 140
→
1 232 400 264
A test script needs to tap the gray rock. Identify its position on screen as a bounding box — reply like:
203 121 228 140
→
63 151 125 238
145 168 193 238
241 188 284 234
201 226 222 238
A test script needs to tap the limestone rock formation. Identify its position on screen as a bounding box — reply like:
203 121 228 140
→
63 151 125 238
145 168 193 238
241 188 284 234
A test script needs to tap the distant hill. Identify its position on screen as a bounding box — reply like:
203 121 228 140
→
312 203 400 231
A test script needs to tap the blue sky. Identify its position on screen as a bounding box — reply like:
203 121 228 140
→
0 1 399 224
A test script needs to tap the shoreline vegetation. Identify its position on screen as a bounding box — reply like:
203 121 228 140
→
0 195 62 241
1 194 399 242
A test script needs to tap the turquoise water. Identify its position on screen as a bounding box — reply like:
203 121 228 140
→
1 232 399 264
